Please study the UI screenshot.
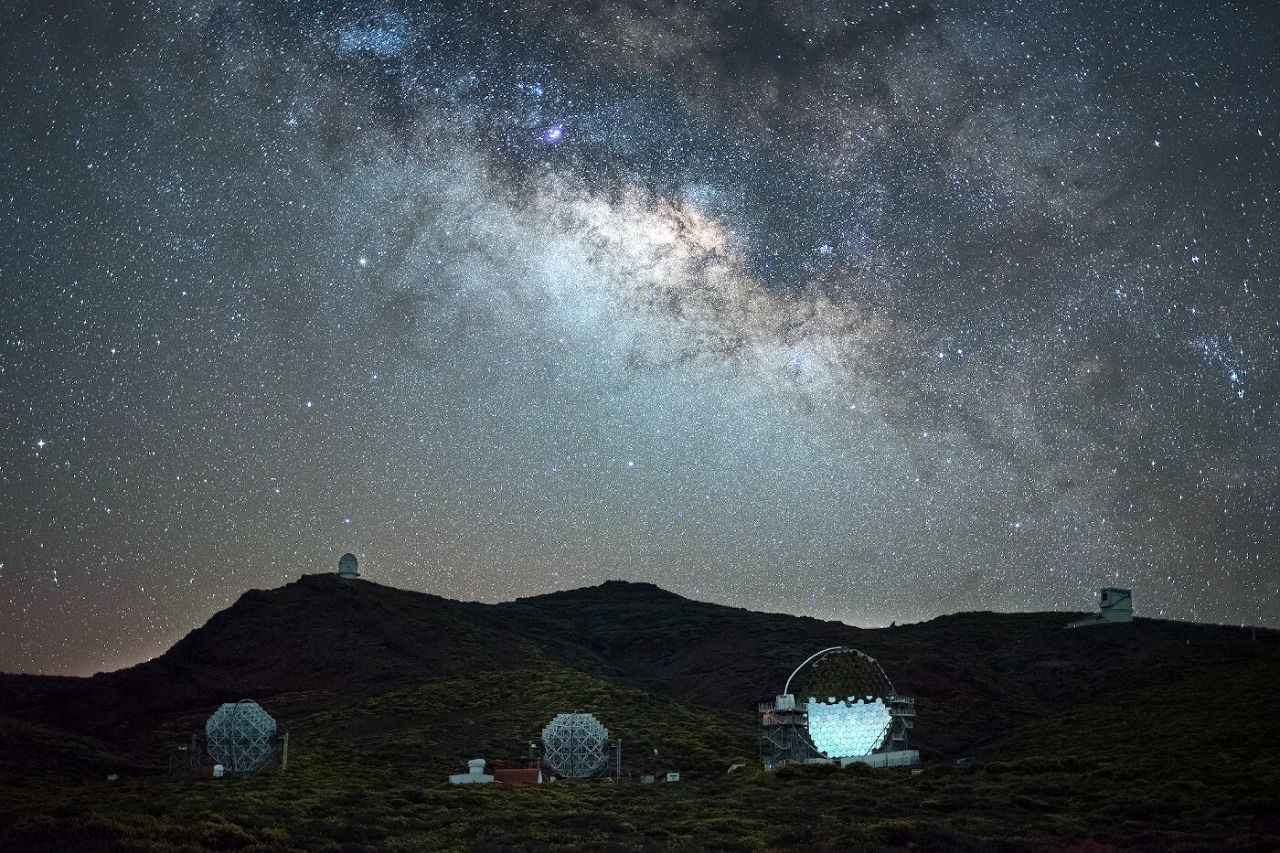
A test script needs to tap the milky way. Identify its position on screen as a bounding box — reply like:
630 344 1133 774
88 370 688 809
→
2 0 1278 674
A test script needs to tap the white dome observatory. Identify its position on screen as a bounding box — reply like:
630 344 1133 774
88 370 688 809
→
337 553 360 579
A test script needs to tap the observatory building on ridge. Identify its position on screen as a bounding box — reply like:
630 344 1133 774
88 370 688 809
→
1068 587 1133 628
337 553 360 579
760 647 917 770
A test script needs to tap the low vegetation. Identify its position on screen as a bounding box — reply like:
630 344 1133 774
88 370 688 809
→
3 655 1279 851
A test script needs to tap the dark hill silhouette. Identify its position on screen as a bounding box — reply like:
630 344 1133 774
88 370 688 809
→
496 579 1279 757
2 574 1277 771
0 575 544 744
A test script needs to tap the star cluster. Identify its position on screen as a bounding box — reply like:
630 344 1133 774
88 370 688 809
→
1 0 1277 674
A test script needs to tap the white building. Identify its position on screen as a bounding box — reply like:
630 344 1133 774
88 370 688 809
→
337 553 360 579
449 758 494 784
1068 587 1133 628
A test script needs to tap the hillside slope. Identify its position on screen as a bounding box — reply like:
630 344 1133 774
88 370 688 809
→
2 574 1277 765
2 575 1279 851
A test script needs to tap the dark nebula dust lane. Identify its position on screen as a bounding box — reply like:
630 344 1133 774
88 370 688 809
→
1 0 1278 674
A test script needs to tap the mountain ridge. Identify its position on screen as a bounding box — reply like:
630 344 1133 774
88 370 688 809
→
3 572 1277 768
3 574 1280 851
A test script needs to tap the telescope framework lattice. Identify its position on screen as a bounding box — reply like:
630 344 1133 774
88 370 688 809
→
205 700 277 773
762 647 916 768
541 713 610 778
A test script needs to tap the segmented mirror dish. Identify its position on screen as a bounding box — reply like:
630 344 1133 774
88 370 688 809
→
790 648 897 759
205 700 277 773
541 712 609 778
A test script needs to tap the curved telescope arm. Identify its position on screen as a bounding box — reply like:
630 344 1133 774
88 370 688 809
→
782 646 851 697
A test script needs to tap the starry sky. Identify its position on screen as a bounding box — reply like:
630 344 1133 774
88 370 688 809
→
2 0 1278 675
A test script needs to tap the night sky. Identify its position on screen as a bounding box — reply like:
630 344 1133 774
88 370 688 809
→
2 0 1278 675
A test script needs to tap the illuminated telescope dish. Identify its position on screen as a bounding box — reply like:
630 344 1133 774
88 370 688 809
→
785 647 896 759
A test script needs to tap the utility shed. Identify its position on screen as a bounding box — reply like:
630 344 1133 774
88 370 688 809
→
449 759 494 784
493 768 543 785
1068 587 1133 628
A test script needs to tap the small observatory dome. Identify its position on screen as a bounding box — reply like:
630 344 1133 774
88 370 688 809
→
337 553 359 579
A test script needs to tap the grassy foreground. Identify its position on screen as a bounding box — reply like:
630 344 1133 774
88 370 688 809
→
2 657 1279 852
